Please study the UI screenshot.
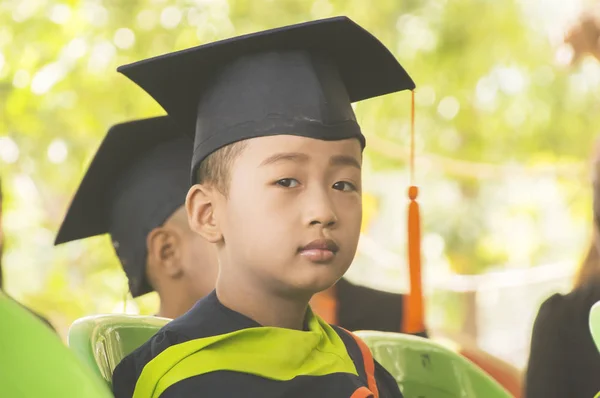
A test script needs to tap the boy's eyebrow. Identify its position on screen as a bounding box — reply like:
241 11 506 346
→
260 152 309 167
330 155 361 170
260 152 362 170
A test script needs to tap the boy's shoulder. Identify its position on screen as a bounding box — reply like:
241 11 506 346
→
112 291 260 397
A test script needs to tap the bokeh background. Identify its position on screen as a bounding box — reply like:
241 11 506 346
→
2 0 600 370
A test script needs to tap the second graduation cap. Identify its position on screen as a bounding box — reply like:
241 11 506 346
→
117 16 415 181
55 117 193 297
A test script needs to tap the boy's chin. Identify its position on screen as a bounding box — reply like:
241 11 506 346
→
280 274 342 297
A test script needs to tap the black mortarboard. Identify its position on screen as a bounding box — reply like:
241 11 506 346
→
54 117 192 297
117 16 415 182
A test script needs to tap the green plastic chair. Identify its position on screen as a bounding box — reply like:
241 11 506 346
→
0 292 112 397
589 302 600 398
68 314 170 385
589 301 600 354
354 330 512 398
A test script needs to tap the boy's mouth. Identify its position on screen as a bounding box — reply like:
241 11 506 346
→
298 239 339 263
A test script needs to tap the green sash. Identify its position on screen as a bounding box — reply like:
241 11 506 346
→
133 310 358 398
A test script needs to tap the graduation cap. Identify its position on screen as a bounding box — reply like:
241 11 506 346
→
117 16 415 181
54 117 192 297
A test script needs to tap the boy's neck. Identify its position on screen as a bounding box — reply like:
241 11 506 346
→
216 275 310 330
156 285 200 320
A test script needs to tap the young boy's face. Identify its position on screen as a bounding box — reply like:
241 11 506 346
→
216 135 362 296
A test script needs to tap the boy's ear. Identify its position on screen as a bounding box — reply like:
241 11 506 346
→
147 227 182 278
186 184 223 243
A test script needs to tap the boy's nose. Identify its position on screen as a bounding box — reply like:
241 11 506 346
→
309 214 337 228
305 190 338 228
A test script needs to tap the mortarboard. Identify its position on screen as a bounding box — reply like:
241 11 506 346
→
54 117 192 297
117 16 415 182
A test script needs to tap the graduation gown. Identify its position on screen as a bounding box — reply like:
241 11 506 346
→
113 291 403 398
334 278 406 332
524 281 600 398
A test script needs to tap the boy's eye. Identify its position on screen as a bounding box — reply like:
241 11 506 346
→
276 178 299 188
332 181 356 192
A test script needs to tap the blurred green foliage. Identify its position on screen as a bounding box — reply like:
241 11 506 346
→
0 0 599 337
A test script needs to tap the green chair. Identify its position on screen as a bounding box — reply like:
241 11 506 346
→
0 292 112 398
354 330 512 398
589 301 600 354
590 302 600 398
68 314 170 385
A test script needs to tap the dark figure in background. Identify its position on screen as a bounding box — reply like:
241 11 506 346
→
55 117 218 320
311 278 423 335
524 238 600 398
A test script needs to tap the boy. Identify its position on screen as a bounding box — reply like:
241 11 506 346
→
113 17 414 397
55 117 217 319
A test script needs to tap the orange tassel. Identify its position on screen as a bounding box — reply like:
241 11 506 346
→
402 90 425 334
403 186 425 333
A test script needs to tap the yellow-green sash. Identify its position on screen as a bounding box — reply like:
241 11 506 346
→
132 311 358 398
